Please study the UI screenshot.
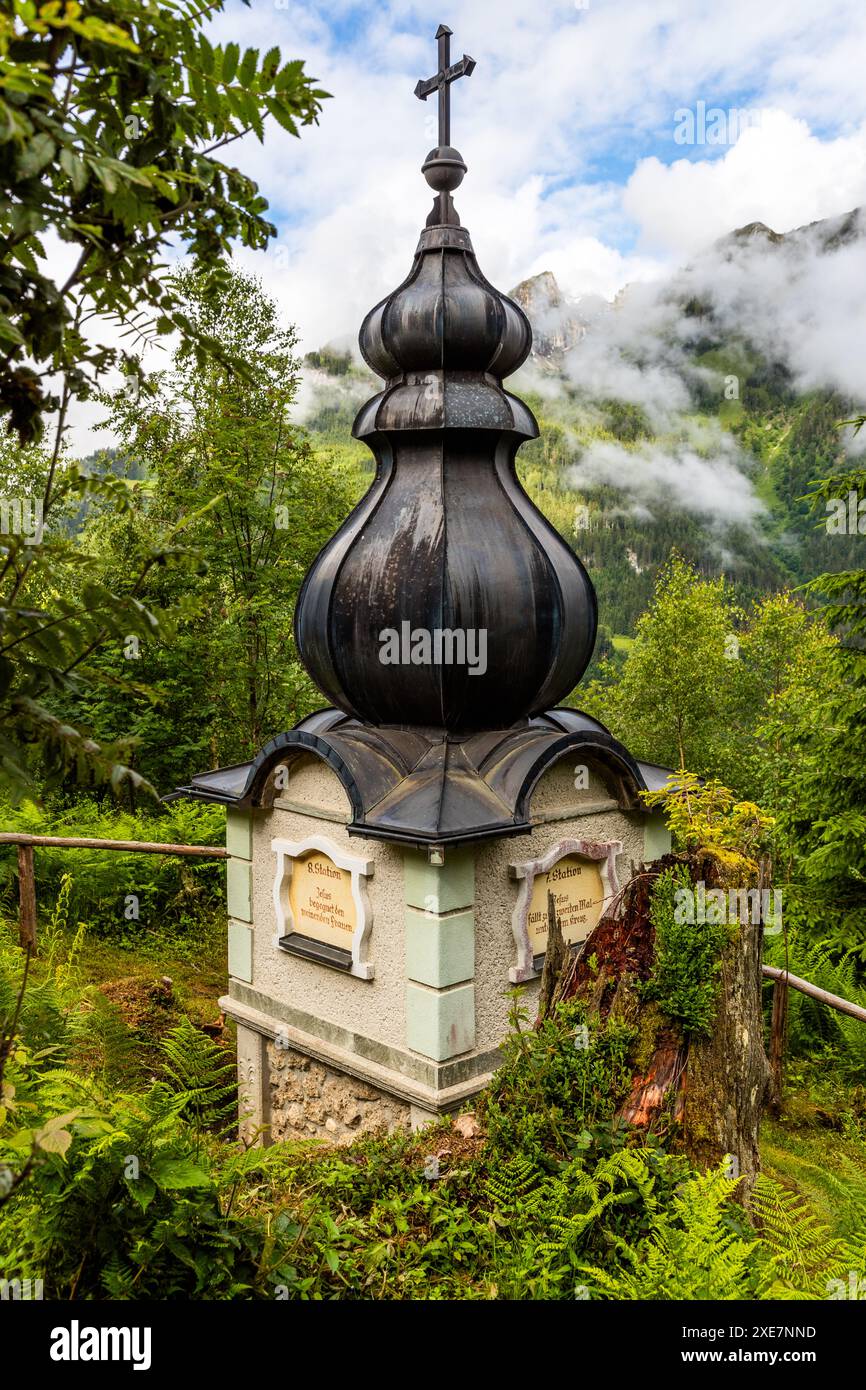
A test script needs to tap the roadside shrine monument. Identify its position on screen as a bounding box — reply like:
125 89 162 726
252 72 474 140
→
171 25 671 1141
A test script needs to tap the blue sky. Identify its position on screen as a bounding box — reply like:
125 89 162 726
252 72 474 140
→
60 0 866 452
202 0 866 356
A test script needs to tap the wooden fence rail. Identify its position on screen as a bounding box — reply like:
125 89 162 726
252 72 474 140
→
762 963 866 1110
0 833 228 858
0 832 228 952
762 963 866 1024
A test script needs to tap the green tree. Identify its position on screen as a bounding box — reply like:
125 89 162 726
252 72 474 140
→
0 0 327 796
72 267 355 789
581 553 739 774
724 591 841 803
0 433 174 798
0 0 327 443
788 423 866 956
580 555 842 806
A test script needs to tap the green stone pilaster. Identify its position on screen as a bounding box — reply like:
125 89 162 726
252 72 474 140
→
403 849 476 1061
405 982 476 1061
643 811 671 862
405 907 474 988
226 810 253 980
228 920 253 982
226 807 253 860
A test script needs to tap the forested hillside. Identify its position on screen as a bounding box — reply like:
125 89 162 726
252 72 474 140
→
299 207 865 655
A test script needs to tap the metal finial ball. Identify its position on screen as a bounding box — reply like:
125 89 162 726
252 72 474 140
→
422 146 467 192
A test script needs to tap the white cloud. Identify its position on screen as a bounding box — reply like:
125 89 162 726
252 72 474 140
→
292 365 371 426
655 209 866 405
624 110 866 255
533 199 866 523
568 435 766 528
523 234 663 303
206 0 866 356
42 0 866 453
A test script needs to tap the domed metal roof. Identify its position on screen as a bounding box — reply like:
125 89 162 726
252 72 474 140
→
170 25 665 846
293 25 598 733
167 707 663 847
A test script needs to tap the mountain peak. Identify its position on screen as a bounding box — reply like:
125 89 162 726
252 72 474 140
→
512 270 565 305
509 271 588 361
730 220 785 244
718 206 864 254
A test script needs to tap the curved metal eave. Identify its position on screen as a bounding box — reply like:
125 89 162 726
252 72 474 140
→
351 392 539 441
242 730 367 821
511 730 649 822
167 712 661 849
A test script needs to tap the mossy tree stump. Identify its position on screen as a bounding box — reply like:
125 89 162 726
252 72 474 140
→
549 852 770 1197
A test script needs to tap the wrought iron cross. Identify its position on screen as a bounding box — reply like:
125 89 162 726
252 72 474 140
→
414 23 476 147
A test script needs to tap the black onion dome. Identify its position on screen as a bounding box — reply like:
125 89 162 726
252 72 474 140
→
294 143 597 733
359 226 531 379
353 225 536 440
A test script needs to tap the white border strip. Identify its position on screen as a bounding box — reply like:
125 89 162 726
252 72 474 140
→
508 837 622 983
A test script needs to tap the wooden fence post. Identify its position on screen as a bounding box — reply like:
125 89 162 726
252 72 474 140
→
17 842 37 953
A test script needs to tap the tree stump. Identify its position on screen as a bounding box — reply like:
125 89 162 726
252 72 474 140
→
555 852 770 1198
537 890 568 1024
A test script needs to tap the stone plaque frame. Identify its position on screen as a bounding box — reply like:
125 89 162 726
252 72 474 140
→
271 834 375 980
508 837 622 983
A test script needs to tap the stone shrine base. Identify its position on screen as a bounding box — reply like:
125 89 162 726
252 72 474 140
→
224 991 505 1145
218 750 670 1147
268 1044 411 1144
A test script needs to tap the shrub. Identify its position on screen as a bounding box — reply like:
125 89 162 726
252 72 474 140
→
641 863 732 1036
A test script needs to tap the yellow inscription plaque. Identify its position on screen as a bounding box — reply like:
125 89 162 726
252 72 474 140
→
526 855 605 956
288 850 357 950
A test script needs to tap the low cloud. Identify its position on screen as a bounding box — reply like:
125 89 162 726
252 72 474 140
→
567 434 766 528
531 199 866 524
291 364 372 426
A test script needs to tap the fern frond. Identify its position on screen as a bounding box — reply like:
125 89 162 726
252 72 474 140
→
751 1174 848 1296
483 1154 542 1212
578 1164 761 1300
159 1016 236 1136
